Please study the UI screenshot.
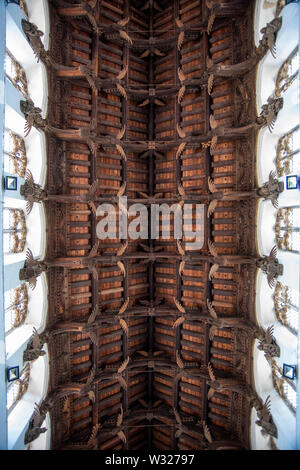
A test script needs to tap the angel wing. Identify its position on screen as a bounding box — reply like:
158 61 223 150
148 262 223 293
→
174 297 186 314
29 278 37 291
140 49 150 58
63 397 70 414
88 390 95 403
26 200 34 216
24 118 33 138
90 265 99 281
138 399 148 408
177 124 186 139
268 245 277 261
267 32 276 58
117 375 127 390
32 403 45 428
137 350 148 357
265 325 275 344
207 362 216 382
207 74 214 95
86 364 96 387
153 350 164 356
88 240 100 258
138 191 149 198
260 395 272 421
267 273 276 289
117 83 127 99
210 114 218 130
87 179 99 199
176 142 186 159
32 327 43 349
117 430 127 443
207 299 218 319
117 261 126 276
175 18 184 29
209 325 218 341
206 56 214 69
266 112 277 132
138 98 150 107
25 169 35 186
154 48 165 57
178 260 185 277
177 239 185 256
178 68 186 83
209 263 219 280
207 200 218 218
118 356 130 374
118 297 130 315
25 248 35 267
117 241 128 256
119 318 128 335
178 85 186 103
176 351 184 369
119 30 133 46
117 182 126 197
117 66 128 81
116 125 126 141
202 421 213 443
117 405 123 427
207 177 217 193
154 98 165 106
87 424 99 447
177 184 185 197
208 240 218 257
118 17 130 27
172 316 185 329
177 31 185 50
207 13 216 35
210 135 218 154
88 331 97 345
116 144 127 160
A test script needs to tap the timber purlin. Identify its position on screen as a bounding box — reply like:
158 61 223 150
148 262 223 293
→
35 0 265 451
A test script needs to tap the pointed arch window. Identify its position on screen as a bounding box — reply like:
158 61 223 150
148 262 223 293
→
3 208 27 254
274 281 299 334
270 359 297 415
275 207 300 252
4 129 27 178
5 49 29 99
4 284 29 334
276 125 300 177
7 363 31 414
275 46 299 98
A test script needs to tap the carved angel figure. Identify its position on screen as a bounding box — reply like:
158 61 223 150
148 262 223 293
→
258 17 283 58
257 171 284 208
257 326 280 359
23 327 47 362
24 401 50 444
207 362 246 398
257 246 283 288
20 99 47 137
255 395 278 438
20 169 47 215
256 96 283 132
19 248 47 290
21 19 49 64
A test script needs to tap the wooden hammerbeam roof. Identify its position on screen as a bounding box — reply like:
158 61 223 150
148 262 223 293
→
21 0 283 450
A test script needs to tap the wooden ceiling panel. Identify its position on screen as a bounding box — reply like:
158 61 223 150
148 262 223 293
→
22 0 265 450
